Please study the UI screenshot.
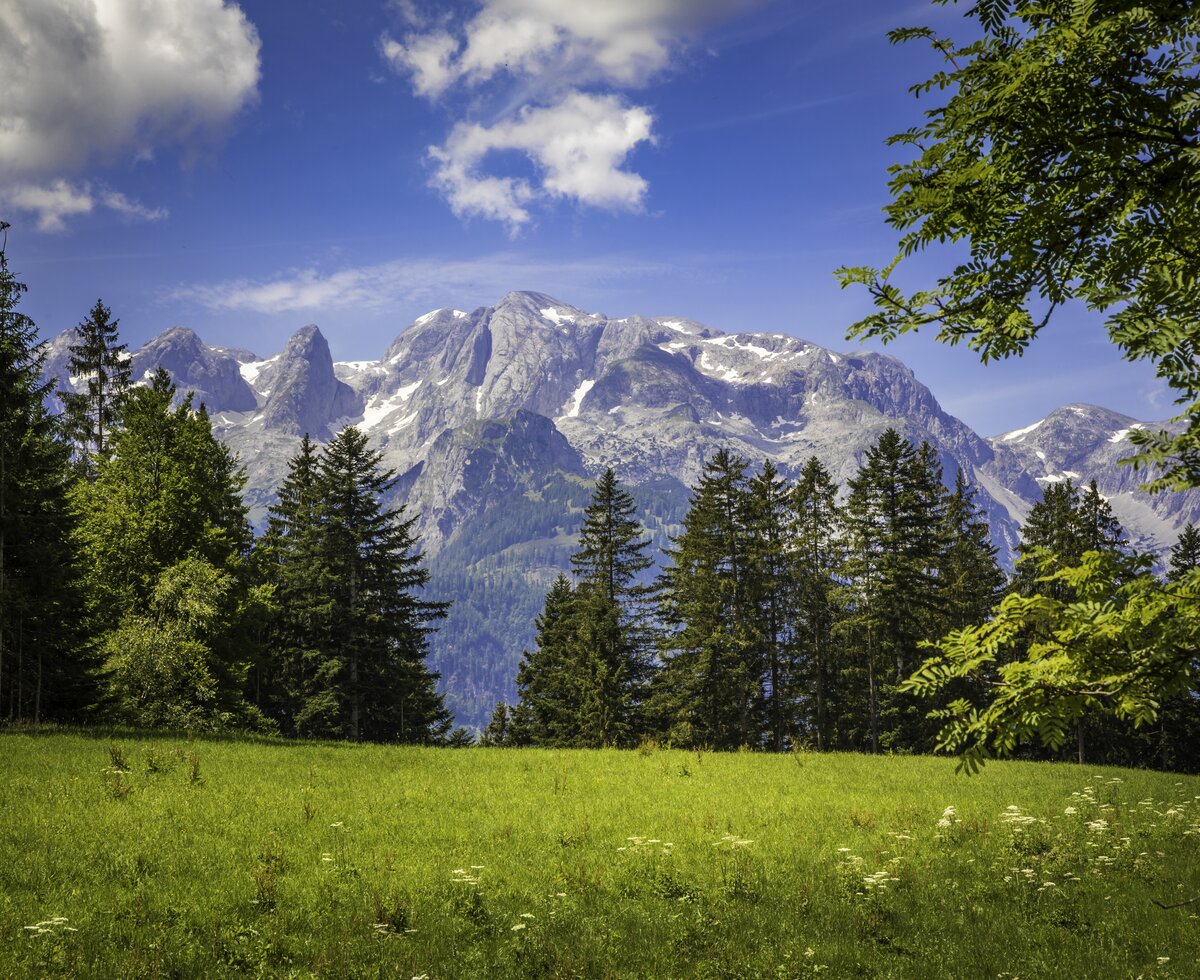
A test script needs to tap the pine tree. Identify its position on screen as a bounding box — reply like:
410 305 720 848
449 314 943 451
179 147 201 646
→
511 574 577 745
566 468 655 747
1168 523 1200 582
1077 479 1127 554
314 426 450 742
745 459 796 750
939 470 1005 631
1011 480 1083 600
840 430 945 752
61 299 130 477
0 223 97 722
258 435 330 732
654 450 762 749
790 456 843 751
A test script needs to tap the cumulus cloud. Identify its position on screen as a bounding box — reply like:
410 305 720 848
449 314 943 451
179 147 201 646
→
2 180 169 232
171 252 677 315
382 0 756 97
382 0 756 228
430 93 654 230
0 0 261 175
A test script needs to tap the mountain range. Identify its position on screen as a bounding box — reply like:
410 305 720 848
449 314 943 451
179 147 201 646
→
43 290 1200 728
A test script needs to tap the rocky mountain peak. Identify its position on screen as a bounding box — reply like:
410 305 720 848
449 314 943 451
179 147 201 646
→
132 326 257 413
254 324 362 439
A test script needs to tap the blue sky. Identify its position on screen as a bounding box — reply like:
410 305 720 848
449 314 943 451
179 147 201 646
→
2 0 1164 436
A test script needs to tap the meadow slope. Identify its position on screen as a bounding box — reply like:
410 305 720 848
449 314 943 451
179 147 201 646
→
2 731 1199 977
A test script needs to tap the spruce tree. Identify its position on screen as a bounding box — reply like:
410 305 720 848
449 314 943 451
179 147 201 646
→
566 468 655 747
940 470 1005 631
0 223 97 721
840 430 945 752
258 435 330 732
654 450 762 749
790 456 843 751
61 299 130 477
510 574 577 746
1168 523 1200 582
1011 480 1083 600
315 426 450 742
745 459 796 750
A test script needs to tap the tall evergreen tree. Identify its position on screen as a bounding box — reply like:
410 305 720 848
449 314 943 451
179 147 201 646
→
568 468 656 746
508 470 655 748
510 574 577 745
0 223 97 721
1011 480 1083 600
61 299 130 477
790 456 843 751
1168 523 1200 582
840 430 945 752
257 434 329 731
313 426 450 742
745 459 796 750
653 450 762 749
939 469 1005 631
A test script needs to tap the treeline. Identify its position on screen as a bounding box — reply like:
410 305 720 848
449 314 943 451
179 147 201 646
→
487 448 1200 769
0 228 451 743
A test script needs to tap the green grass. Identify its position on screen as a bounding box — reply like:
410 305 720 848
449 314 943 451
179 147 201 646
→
2 731 1199 978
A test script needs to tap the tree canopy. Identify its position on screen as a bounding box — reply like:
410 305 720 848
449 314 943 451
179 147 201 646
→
836 0 1200 490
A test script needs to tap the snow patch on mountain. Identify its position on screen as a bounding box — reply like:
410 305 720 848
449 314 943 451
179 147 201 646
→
540 307 577 326
561 379 595 418
239 356 276 386
1001 419 1045 442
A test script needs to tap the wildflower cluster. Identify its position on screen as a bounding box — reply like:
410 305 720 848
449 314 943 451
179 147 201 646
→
450 866 484 887
835 849 902 900
23 917 77 937
616 835 674 855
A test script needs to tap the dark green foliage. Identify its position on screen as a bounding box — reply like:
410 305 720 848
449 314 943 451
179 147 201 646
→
653 450 763 749
790 456 843 751
1168 523 1200 582
261 428 451 743
940 469 1005 632
0 223 98 722
840 430 946 753
838 1 1200 491
509 470 656 748
60 298 130 477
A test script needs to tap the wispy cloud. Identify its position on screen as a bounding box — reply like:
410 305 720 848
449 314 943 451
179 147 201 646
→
169 252 679 315
2 179 168 233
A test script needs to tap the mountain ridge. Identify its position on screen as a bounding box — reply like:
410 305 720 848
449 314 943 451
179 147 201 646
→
43 290 1200 727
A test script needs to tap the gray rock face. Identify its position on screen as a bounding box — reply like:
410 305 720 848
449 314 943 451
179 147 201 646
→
130 326 257 413
984 404 1200 555
254 325 362 439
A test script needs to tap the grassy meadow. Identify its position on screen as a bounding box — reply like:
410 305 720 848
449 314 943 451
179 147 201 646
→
2 731 1199 977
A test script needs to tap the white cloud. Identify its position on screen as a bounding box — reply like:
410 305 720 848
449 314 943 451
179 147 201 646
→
0 0 261 175
2 180 168 233
382 0 756 227
383 0 756 97
171 253 677 315
430 93 654 230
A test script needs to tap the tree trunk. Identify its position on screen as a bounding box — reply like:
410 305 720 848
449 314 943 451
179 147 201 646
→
1076 721 1085 765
